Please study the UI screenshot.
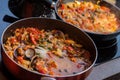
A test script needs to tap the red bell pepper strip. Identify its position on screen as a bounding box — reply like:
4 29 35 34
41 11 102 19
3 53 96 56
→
30 33 37 45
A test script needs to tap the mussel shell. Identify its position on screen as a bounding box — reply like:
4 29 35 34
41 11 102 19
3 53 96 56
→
31 55 39 69
53 30 65 39
14 46 24 59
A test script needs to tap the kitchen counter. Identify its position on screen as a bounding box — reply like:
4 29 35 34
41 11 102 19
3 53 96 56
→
0 0 120 80
86 56 120 80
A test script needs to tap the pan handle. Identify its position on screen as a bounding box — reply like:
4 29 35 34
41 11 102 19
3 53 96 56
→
3 15 20 23
41 77 56 80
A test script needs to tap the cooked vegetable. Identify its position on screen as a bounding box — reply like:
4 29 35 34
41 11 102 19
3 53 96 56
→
58 1 120 34
4 27 91 76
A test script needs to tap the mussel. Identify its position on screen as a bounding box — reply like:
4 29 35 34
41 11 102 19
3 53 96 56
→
31 55 39 69
14 46 25 59
53 30 65 40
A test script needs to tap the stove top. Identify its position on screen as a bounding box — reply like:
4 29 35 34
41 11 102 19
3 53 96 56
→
0 0 120 79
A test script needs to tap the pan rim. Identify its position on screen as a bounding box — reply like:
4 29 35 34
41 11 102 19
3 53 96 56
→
1 17 98 78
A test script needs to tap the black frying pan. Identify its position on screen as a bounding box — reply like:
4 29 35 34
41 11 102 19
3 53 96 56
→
43 0 120 63
43 0 120 41
3 0 56 23
42 0 120 53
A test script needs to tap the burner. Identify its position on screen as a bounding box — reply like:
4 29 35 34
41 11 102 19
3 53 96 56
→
95 38 118 63
116 0 120 8
94 38 117 48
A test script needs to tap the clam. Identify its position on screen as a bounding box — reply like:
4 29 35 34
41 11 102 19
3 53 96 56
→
25 48 35 59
